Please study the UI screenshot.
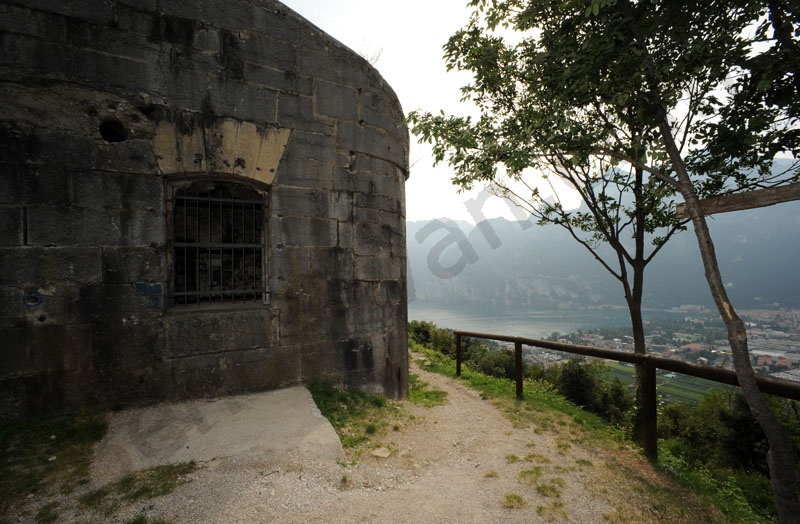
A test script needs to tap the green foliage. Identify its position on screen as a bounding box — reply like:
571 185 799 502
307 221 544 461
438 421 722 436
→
556 357 603 408
408 373 448 407
307 379 402 457
80 462 196 516
660 390 800 520
659 449 773 524
472 348 516 380
0 411 107 513
34 502 59 524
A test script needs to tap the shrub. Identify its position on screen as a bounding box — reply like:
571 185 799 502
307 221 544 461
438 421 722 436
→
556 357 602 408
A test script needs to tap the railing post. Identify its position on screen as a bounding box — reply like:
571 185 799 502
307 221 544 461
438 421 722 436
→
640 359 658 462
455 332 462 377
514 339 523 400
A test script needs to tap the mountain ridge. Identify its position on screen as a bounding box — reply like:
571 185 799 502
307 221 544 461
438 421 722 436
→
407 199 800 310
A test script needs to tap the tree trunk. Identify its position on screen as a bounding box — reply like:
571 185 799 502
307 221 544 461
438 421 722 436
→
628 166 654 456
659 120 800 523
618 2 799 515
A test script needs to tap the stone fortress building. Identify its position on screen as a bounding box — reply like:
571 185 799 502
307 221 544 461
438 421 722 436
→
0 0 409 417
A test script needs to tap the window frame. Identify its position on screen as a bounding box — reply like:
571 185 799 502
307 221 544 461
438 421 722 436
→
167 178 269 309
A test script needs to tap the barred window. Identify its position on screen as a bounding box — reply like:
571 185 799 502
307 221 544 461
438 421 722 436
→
171 181 266 306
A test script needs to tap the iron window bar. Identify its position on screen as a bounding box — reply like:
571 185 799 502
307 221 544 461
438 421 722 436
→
172 183 265 307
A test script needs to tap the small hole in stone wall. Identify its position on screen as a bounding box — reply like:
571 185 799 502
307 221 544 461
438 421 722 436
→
99 118 129 142
38 315 46 323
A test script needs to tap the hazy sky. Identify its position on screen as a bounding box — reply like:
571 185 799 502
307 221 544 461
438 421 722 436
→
280 0 538 224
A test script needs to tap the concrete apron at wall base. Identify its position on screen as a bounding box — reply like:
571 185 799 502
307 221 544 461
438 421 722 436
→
90 386 344 486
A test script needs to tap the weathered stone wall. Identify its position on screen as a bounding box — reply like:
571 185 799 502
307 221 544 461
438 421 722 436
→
0 0 409 418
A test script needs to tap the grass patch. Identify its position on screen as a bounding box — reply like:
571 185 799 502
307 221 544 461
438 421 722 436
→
416 348 606 434
518 467 543 485
658 449 773 524
0 411 107 513
80 461 196 516
502 493 526 509
34 501 59 524
536 500 568 521
408 373 448 407
525 453 551 464
307 379 403 459
124 515 172 524
536 477 564 498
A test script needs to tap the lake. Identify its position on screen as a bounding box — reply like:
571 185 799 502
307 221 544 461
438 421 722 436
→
408 300 686 339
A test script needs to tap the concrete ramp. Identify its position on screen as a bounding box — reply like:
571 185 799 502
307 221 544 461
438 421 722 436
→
91 386 344 485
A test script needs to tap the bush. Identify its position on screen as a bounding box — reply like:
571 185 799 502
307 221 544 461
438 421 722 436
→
473 349 516 380
409 320 455 356
596 377 634 425
556 357 602 408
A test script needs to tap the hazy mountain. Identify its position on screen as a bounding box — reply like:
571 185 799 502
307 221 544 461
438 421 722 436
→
408 195 800 310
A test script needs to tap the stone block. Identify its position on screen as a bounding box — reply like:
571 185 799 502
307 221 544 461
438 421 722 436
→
353 221 392 257
0 3 38 37
207 80 279 124
309 248 354 280
114 3 159 38
271 187 333 219
1 324 93 377
337 221 355 250
15 283 79 327
166 308 270 357
336 337 378 374
333 168 375 194
270 245 310 283
72 172 163 211
297 47 370 87
245 63 313 95
0 207 23 246
172 346 299 400
0 166 68 207
90 317 167 370
22 0 116 23
276 92 323 131
92 139 161 175
240 32 296 72
281 129 336 168
276 156 334 190
331 191 353 222
316 80 358 121
337 122 389 161
77 283 162 322
275 217 337 248
354 192 399 213
354 255 401 282
26 204 163 246
360 87 405 131
103 247 165 284
0 247 102 286
298 342 340 378
386 133 409 170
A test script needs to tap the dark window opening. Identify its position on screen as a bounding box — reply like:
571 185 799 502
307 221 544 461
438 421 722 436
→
171 181 265 306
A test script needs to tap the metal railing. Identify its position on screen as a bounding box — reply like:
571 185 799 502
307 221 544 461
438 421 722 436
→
454 330 800 461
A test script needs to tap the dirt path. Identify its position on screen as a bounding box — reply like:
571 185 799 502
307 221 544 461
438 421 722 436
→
91 358 718 524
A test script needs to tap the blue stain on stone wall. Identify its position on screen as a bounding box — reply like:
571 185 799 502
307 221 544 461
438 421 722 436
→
133 282 163 311
23 289 44 308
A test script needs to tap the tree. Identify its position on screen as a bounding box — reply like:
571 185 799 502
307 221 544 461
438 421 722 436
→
408 0 799 519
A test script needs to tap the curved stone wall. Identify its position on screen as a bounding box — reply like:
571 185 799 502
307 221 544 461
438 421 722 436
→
0 0 409 417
